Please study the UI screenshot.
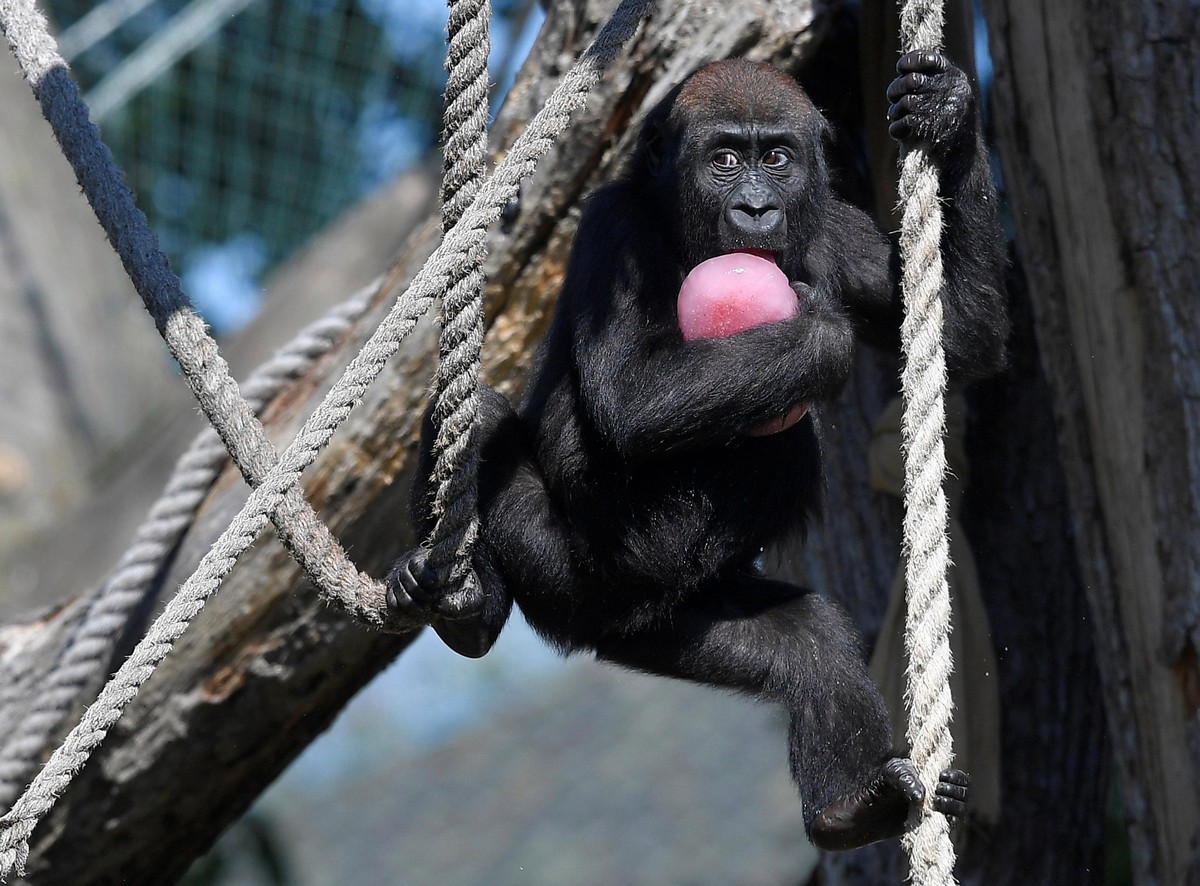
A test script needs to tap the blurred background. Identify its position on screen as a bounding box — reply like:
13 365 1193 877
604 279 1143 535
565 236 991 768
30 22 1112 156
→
48 0 539 332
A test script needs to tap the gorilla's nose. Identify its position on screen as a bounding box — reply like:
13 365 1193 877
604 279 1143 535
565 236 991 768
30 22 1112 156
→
727 184 784 237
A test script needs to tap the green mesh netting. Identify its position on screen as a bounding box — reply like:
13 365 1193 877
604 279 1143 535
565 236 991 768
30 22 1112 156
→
43 0 532 329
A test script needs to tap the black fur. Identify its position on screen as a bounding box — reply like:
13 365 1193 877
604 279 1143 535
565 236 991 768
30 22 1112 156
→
389 54 1005 850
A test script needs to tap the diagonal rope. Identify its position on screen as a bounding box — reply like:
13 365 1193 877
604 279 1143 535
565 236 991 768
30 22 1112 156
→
0 0 399 631
0 284 376 809
895 1 957 884
426 0 491 603
0 0 653 875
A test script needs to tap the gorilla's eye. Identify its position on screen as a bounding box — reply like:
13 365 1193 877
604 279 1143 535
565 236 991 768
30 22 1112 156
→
763 149 791 170
712 149 741 171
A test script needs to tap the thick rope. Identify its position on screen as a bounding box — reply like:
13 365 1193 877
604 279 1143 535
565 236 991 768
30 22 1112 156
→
426 0 491 602
0 0 652 874
0 0 399 632
0 285 376 809
896 1 957 884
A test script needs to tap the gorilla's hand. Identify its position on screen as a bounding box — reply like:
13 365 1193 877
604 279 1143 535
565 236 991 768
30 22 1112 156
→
886 50 979 169
808 758 972 851
386 547 495 659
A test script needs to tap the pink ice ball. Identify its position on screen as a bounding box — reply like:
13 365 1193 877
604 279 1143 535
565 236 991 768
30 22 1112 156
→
677 251 799 342
677 251 808 436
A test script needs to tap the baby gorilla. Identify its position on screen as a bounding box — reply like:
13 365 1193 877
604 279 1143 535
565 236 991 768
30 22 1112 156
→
390 52 1004 850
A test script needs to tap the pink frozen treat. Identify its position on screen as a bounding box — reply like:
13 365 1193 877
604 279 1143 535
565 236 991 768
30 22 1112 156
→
677 251 798 341
677 252 808 435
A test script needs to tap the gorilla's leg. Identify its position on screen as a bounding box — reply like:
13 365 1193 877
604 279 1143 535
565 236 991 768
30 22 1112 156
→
593 575 931 850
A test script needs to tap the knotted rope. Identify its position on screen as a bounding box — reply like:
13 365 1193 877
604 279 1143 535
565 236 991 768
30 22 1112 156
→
895 0 958 883
0 0 653 875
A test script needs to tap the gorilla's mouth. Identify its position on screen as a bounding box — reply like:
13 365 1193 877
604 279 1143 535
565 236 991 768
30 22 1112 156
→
746 402 810 436
677 251 797 342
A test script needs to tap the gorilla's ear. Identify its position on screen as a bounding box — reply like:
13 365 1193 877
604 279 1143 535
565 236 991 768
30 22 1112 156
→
818 114 836 156
632 81 685 183
631 114 672 184
806 109 835 186
642 122 666 178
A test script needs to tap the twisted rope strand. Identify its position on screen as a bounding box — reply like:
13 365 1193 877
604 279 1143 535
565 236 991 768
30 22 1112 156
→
0 286 376 809
427 0 491 596
440 0 492 225
896 0 957 884
0 0 652 874
0 0 392 628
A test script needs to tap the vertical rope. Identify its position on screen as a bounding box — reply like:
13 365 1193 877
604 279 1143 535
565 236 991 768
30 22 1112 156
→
425 0 491 601
896 1 957 884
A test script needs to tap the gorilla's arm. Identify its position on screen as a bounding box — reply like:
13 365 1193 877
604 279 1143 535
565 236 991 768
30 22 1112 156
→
563 198 855 458
891 51 1008 378
837 51 1008 378
576 294 852 458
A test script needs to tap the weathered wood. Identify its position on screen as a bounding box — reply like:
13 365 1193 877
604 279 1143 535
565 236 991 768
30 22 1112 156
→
983 0 1200 882
803 5 1109 883
8 2 839 881
0 167 440 765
